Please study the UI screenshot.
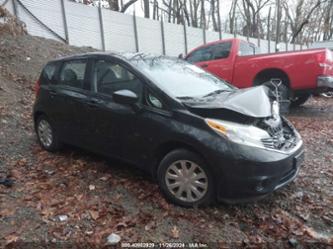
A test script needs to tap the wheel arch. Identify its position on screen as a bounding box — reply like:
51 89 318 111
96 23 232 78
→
253 68 291 87
33 111 47 126
151 140 211 178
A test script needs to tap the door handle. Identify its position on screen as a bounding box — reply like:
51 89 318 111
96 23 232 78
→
201 64 209 68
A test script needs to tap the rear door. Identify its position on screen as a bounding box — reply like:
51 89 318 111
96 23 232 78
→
36 61 59 121
50 59 91 145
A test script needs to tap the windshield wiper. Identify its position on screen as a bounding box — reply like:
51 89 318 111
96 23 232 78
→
203 89 230 97
177 96 196 100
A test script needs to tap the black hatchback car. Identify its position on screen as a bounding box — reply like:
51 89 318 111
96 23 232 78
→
33 53 304 207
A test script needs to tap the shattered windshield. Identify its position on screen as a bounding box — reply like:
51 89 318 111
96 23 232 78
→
129 55 234 98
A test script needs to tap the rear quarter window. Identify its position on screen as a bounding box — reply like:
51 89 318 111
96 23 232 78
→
40 63 57 84
58 60 87 89
239 41 256 56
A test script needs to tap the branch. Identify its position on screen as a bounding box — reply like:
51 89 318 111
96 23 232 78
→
121 0 139 13
291 0 328 42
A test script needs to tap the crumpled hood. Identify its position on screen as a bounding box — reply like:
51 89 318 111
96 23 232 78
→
183 86 273 118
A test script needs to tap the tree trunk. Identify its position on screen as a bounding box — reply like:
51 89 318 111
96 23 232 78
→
275 0 282 50
200 0 206 29
217 0 222 34
143 0 150 18
183 0 191 26
108 0 119 11
291 0 323 43
210 0 218 31
229 0 237 33
152 0 159 20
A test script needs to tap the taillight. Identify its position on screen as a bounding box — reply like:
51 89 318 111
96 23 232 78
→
326 49 333 62
316 49 333 63
34 79 41 96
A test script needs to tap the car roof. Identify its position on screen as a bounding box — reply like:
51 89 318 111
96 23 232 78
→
48 52 120 63
47 52 178 64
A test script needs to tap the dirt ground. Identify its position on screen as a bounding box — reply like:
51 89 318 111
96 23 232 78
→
0 34 333 248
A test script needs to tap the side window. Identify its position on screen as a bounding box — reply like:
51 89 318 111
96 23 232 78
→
186 47 213 63
187 42 231 63
59 60 87 89
211 42 232 60
93 60 142 98
239 41 255 56
41 63 57 84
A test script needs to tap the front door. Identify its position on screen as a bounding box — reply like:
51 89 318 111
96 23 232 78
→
86 58 144 158
186 41 234 82
203 42 234 82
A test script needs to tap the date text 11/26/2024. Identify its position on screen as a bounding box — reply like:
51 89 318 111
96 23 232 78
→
121 242 208 248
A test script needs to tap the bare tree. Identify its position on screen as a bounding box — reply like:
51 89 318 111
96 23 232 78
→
228 0 238 34
75 0 333 43
275 0 282 49
240 0 272 37
143 0 150 17
152 0 160 20
283 0 327 43
322 0 333 40
108 0 119 10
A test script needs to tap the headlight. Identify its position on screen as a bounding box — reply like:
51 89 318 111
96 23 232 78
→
205 119 271 148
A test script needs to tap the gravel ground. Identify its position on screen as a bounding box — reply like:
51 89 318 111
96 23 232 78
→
0 34 333 248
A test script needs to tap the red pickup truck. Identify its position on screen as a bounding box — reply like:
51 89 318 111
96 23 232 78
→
185 38 333 106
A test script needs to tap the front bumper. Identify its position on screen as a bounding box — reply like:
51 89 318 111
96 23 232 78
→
215 140 304 203
317 75 333 89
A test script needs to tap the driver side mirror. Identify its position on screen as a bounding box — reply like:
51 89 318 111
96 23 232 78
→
113 89 138 105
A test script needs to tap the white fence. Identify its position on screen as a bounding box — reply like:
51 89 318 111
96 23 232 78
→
0 0 303 56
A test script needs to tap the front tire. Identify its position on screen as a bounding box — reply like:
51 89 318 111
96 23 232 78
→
157 149 215 207
36 115 61 152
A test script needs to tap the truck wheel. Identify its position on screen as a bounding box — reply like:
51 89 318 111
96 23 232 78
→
157 149 215 207
290 94 311 107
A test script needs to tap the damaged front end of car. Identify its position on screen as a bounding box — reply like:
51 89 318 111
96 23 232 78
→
183 85 301 154
180 85 304 202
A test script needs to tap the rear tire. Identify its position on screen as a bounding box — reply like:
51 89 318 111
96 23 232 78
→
157 149 215 207
36 115 61 152
290 94 311 107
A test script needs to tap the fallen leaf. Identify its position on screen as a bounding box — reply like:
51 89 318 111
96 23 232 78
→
5 234 19 245
89 210 100 220
171 226 180 239
0 208 15 217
